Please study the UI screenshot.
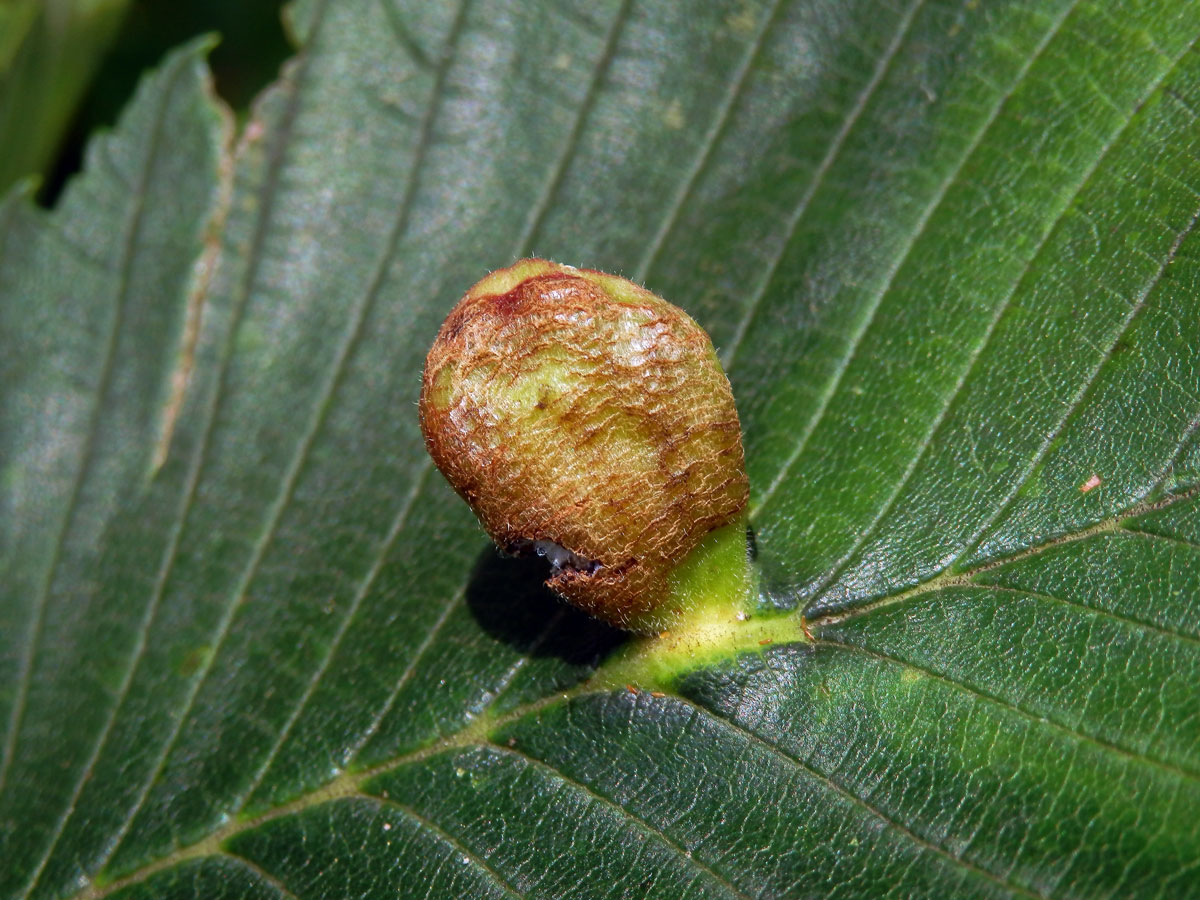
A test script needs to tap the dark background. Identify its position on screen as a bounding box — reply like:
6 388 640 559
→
45 0 291 203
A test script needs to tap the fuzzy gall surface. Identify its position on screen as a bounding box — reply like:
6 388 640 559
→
419 259 749 632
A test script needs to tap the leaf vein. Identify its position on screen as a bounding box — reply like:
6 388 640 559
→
378 0 435 70
723 0 928 374
221 852 302 900
488 741 753 900
975 582 1200 650
673 696 1049 899
817 640 1200 785
632 0 786 284
471 608 569 716
513 0 635 257
1121 523 1200 555
751 0 1081 514
955 111 1200 569
10 51 203 899
121 0 473 850
0 43 185 802
234 462 434 813
345 585 466 767
810 22 1197 604
370 796 524 899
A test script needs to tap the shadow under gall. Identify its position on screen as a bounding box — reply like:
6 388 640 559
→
466 543 627 668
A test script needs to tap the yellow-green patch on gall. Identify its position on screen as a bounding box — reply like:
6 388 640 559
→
428 363 456 411
419 259 751 633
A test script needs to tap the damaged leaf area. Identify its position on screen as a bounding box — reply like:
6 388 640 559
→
420 259 751 633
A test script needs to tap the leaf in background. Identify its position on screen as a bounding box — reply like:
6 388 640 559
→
2 1 1199 899
0 0 132 195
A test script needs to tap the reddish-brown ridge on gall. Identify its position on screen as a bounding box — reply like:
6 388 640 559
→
419 259 749 632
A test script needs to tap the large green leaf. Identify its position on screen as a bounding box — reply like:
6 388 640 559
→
2 0 1199 897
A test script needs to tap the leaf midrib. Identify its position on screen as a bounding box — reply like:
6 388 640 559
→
71 487 1199 900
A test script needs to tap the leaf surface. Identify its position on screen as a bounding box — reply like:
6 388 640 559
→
2 1 1199 898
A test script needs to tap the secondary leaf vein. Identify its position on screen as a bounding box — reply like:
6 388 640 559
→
672 696 1049 900
487 741 754 900
810 22 1199 604
723 0 928 374
816 640 1200 785
752 0 1081 514
11 51 208 900
633 0 786 285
